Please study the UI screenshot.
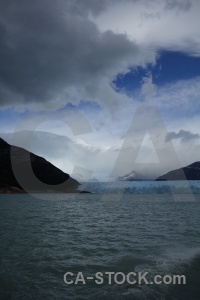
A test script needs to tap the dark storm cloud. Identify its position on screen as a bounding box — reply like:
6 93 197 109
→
0 0 144 110
165 129 200 143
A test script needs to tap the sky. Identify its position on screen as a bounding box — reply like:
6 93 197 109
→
0 0 200 181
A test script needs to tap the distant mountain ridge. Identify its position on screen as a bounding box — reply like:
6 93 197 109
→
117 162 200 181
156 162 200 181
117 170 151 181
0 137 80 193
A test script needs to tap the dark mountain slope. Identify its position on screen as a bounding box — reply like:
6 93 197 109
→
156 162 200 181
0 137 79 192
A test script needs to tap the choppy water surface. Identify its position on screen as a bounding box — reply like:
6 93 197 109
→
0 181 200 299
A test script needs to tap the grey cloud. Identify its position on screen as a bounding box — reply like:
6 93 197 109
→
164 0 192 11
0 0 146 111
120 0 192 11
165 129 200 143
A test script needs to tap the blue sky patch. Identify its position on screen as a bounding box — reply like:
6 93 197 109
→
113 51 200 97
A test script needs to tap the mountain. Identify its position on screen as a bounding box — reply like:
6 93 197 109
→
0 131 110 182
117 170 150 181
156 162 200 181
0 137 81 193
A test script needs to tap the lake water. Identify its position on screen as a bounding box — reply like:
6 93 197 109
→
1 181 200 299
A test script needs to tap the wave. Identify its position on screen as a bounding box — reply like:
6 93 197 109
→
105 248 200 300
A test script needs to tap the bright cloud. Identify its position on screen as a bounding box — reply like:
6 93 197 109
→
140 72 157 99
94 0 200 56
